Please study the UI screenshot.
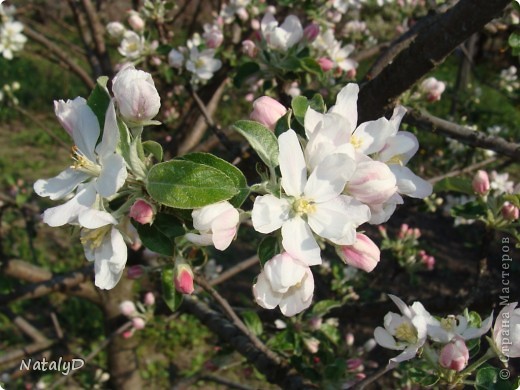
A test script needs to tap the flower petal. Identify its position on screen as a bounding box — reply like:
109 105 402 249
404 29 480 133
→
95 100 119 158
252 195 290 233
304 153 356 202
79 208 118 229
330 83 359 129
281 217 321 266
279 269 314 317
94 228 127 290
374 327 399 350
353 117 395 155
33 168 89 200
70 100 100 162
185 232 214 246
390 165 433 199
379 132 418 164
253 271 283 310
279 129 306 197
96 154 127 198
264 253 307 293
304 107 324 138
42 184 97 227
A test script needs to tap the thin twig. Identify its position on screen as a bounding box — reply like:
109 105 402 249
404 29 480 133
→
194 275 280 364
352 364 395 389
405 108 520 160
208 255 259 288
427 156 497 184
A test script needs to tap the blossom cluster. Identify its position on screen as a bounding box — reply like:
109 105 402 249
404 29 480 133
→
34 66 161 290
375 295 519 375
0 3 27 60
249 83 432 316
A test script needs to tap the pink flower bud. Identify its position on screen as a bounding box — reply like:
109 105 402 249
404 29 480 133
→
308 316 322 331
242 40 258 58
420 77 446 102
249 96 287 131
346 68 357 79
422 255 435 271
112 66 161 125
236 8 249 21
122 329 134 339
143 292 155 306
129 199 155 225
132 317 146 330
317 57 334 72
127 265 145 280
337 233 380 273
128 12 145 32
174 263 195 295
303 23 320 42
413 228 421 238
119 300 136 317
251 19 260 30
472 170 490 195
502 202 519 221
439 338 469 372
346 160 397 205
347 358 363 371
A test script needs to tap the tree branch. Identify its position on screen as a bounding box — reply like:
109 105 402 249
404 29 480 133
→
357 0 511 122
23 25 95 89
182 296 318 389
404 108 520 160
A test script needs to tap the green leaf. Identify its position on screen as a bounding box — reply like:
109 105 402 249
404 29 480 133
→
87 76 111 129
135 221 174 256
279 56 301 71
143 140 163 162
183 152 249 207
258 236 279 267
146 160 238 209
162 267 184 312
300 58 322 75
310 300 342 317
309 94 326 113
234 62 261 88
233 120 279 168
508 32 520 49
320 323 340 345
153 213 185 239
242 311 263 336
292 96 309 126
451 201 486 219
434 177 474 195
274 110 292 137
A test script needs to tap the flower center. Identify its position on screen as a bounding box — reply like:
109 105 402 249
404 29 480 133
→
440 316 457 332
387 154 405 166
71 146 101 176
80 225 112 251
394 322 418 344
293 198 316 216
350 135 363 149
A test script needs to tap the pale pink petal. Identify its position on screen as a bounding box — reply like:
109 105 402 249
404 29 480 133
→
353 117 395 155
185 232 214 246
279 269 314 316
193 201 234 231
379 132 418 164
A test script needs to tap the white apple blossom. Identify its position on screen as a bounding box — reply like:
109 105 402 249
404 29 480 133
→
168 48 185 68
260 13 303 51
220 0 251 24
312 29 357 73
185 201 239 251
252 129 370 265
0 20 27 60
106 21 126 39
493 302 520 358
374 295 432 364
34 99 127 227
78 209 127 290
427 313 493 343
118 30 144 59
185 47 222 82
253 252 314 316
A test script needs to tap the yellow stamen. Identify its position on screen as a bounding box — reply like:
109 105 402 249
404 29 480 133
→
387 154 405 166
80 225 112 251
293 198 316 216
394 322 418 344
440 316 457 331
70 145 101 176
350 135 363 149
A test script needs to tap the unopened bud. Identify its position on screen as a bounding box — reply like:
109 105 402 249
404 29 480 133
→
337 233 380 273
439 338 469 372
249 96 287 131
129 199 155 225
119 300 136 317
502 202 519 221
303 23 320 42
132 317 146 330
127 265 145 280
174 262 195 294
127 12 145 32
143 292 155 306
472 170 490 195
317 57 334 72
